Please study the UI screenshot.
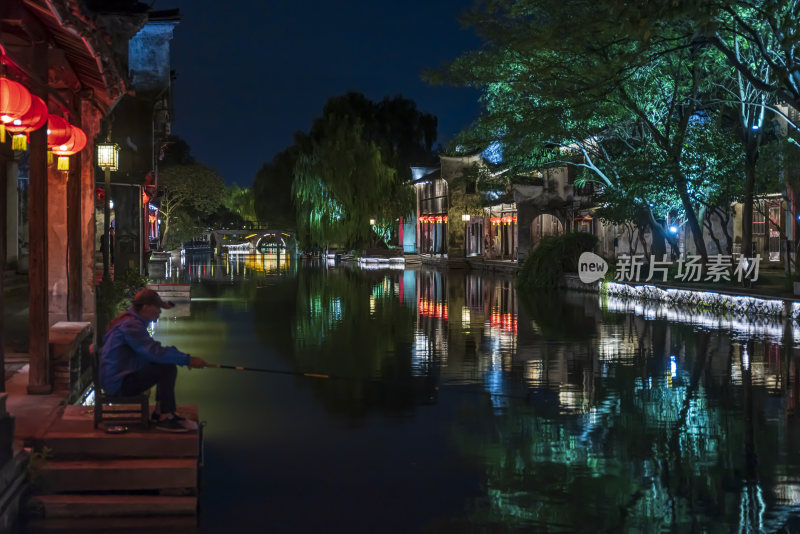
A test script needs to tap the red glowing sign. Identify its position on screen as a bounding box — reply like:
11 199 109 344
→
419 215 448 224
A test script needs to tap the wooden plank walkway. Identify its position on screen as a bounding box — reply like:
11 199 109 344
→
27 404 201 525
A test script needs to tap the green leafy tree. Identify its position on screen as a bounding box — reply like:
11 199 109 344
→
433 0 765 260
589 1 800 259
157 163 225 248
619 1 800 111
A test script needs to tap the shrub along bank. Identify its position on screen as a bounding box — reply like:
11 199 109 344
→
517 232 598 291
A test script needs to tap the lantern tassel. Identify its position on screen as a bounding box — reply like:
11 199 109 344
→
57 156 69 171
11 134 26 151
47 150 53 165
0 124 4 144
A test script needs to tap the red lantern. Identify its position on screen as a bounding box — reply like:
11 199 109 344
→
47 116 72 167
0 77 32 143
46 116 72 147
51 124 87 171
5 95 47 151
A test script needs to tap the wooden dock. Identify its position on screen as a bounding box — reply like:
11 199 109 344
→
25 404 201 531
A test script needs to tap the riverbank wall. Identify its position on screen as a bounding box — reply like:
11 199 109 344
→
562 274 800 320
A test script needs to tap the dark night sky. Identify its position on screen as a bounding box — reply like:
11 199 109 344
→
161 1 483 186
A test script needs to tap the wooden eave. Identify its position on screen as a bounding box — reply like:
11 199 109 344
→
1 0 133 112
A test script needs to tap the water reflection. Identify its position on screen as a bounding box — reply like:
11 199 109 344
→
156 250 295 283
149 259 800 533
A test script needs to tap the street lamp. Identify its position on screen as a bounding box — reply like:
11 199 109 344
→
97 140 119 281
368 219 377 248
462 214 470 257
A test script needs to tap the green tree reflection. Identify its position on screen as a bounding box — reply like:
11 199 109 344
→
289 268 433 419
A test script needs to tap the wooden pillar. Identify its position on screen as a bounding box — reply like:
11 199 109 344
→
28 41 51 394
0 156 7 393
47 165 68 324
80 101 101 325
67 149 82 321
5 160 18 270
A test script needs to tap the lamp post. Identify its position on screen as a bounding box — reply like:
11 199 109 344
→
462 214 470 257
96 140 119 281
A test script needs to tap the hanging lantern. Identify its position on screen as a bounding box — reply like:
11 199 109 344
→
5 95 47 151
51 124 87 171
47 116 72 166
96 141 120 172
0 77 32 143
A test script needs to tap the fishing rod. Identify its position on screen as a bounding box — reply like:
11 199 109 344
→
206 363 539 402
207 363 335 380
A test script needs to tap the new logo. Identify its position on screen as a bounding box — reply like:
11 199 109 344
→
578 252 608 284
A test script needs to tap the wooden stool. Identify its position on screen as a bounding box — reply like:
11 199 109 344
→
92 346 150 429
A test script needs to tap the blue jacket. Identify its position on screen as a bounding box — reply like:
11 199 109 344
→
99 307 190 395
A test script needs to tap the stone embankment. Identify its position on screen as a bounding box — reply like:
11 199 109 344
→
562 274 799 320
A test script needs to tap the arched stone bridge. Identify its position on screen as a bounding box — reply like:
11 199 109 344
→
202 228 296 254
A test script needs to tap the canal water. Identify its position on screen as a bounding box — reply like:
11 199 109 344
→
154 252 800 533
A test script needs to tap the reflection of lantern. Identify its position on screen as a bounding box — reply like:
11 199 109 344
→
51 125 87 170
5 95 47 151
0 77 32 142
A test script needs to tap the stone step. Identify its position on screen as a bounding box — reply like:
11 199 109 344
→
41 458 197 493
30 494 196 518
43 429 199 459
23 515 197 532
42 405 200 459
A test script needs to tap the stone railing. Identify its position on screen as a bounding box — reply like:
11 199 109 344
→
49 321 93 402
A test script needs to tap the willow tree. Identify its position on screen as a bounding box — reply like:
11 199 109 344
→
293 118 415 250
255 93 435 249
222 184 257 225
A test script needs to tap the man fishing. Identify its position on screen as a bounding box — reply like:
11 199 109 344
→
99 288 208 432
